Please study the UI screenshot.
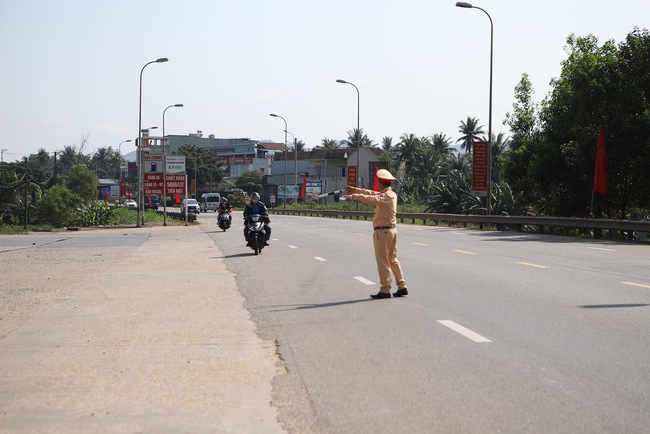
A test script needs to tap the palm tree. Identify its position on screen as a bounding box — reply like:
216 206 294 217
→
321 138 340 149
409 146 445 198
443 153 471 177
343 128 373 149
483 132 509 182
457 116 485 154
430 133 453 155
294 139 307 152
395 133 422 172
381 136 393 153
58 145 78 176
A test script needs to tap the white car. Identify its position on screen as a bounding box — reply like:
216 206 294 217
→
124 199 137 210
181 198 200 214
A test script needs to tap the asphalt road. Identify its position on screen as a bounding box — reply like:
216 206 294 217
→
201 212 650 434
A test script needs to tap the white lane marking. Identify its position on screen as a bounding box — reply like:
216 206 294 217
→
412 242 428 246
356 233 365 236
313 257 327 262
354 276 376 285
622 281 650 289
516 261 549 269
453 249 476 255
272 238 279 241
288 245 298 249
588 247 616 252
437 320 492 343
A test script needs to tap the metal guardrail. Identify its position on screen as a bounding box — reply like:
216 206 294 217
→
270 209 650 241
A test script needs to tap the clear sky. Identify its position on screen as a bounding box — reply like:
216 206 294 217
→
0 0 646 162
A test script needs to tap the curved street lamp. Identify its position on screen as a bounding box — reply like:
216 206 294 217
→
162 103 183 226
118 139 131 180
456 2 493 215
336 79 360 209
270 113 288 208
137 57 168 227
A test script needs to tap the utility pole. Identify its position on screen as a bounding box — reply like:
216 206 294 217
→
0 148 7 163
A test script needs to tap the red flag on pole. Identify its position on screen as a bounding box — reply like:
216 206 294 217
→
372 167 380 191
593 125 608 195
103 190 108 202
175 193 181 205
300 177 308 200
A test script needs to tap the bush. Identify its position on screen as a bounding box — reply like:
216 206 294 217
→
35 185 82 228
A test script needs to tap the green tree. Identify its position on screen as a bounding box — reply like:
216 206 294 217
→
235 170 264 194
65 165 98 203
321 138 340 149
395 133 422 172
457 116 485 154
35 185 81 228
343 128 374 149
174 144 226 192
430 133 453 155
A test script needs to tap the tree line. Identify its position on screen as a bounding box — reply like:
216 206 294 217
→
2 28 648 228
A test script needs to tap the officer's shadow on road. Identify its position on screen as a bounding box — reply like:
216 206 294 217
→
270 299 374 312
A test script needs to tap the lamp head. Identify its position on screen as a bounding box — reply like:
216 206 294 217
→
336 79 347 84
174 104 183 107
455 2 473 8
270 113 278 117
156 57 169 63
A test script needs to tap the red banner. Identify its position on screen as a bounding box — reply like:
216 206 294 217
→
144 174 186 195
472 141 489 195
347 166 357 188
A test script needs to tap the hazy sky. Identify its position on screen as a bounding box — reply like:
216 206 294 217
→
0 0 645 162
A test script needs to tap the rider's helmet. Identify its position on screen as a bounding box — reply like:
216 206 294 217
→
251 192 260 203
221 197 228 205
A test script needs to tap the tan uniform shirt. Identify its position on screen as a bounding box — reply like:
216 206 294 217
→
349 186 397 227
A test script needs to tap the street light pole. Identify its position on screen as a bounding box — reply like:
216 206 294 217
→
137 57 168 228
162 103 183 226
336 79 360 209
285 130 298 187
270 114 288 208
117 139 131 179
456 2 493 215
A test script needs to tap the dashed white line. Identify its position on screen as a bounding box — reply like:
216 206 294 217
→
437 320 492 343
288 245 298 249
588 247 616 252
354 276 376 285
453 249 476 255
412 242 428 246
313 257 327 262
621 281 650 289
516 261 549 269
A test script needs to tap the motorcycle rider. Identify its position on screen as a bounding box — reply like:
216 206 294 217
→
243 192 271 246
217 197 233 225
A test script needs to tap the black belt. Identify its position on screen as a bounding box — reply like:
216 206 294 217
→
374 225 395 230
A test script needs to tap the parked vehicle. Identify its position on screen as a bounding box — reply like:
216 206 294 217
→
181 198 200 214
144 195 159 210
125 199 137 210
200 193 221 212
245 214 267 255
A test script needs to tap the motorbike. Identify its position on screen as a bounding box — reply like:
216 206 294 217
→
246 214 267 255
217 209 231 231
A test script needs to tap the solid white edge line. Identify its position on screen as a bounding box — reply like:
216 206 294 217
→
354 276 376 285
437 320 492 343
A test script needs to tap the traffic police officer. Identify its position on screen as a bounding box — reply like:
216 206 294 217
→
345 169 408 299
